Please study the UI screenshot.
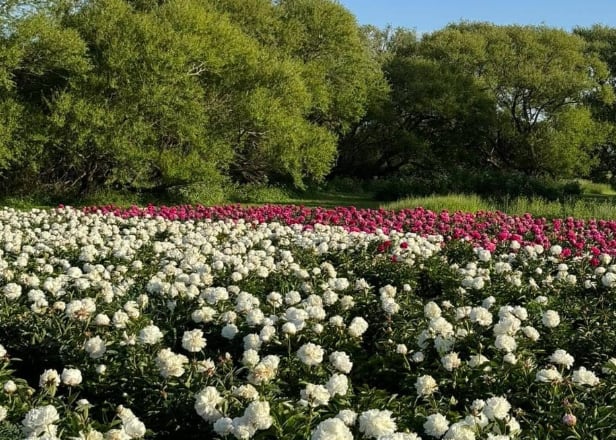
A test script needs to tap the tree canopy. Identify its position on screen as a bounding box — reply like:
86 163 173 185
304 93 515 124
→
1 2 616 197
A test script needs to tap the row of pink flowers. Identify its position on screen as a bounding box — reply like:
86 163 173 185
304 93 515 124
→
79 204 616 256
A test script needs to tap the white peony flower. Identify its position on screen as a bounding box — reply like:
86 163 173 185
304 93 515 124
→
22 405 59 437
483 396 511 421
415 375 438 396
138 325 164 345
536 367 563 383
297 343 325 366
3 380 17 393
424 302 442 319
194 386 223 422
326 373 349 397
468 354 489 368
61 368 82 386
549 349 574 369
221 324 239 339
336 409 358 426
541 310 560 328
84 336 107 359
347 317 369 337
311 418 353 440
441 352 461 371
494 334 517 353
181 329 207 352
301 384 331 407
358 409 397 439
470 307 493 326
572 367 600 386
424 413 449 438
155 348 188 378
329 351 353 373
443 422 475 440
39 369 60 388
522 326 540 341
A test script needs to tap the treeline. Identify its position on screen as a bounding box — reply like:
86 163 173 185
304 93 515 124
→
1 0 615 200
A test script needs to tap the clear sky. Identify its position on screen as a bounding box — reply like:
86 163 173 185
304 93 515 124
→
337 0 616 34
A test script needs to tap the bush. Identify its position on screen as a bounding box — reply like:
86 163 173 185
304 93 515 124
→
227 184 292 204
369 170 582 202
165 182 227 205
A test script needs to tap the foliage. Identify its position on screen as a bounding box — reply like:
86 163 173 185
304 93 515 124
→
1 207 616 438
339 22 616 181
0 0 383 196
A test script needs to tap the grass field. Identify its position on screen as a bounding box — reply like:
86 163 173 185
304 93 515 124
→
2 183 616 219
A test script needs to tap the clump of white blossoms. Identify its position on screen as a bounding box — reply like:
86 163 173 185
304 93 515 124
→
138 324 164 345
61 368 82 386
572 367 600 387
311 418 353 440
182 329 207 352
84 336 107 359
482 396 512 421
194 386 223 422
329 351 353 373
541 310 560 328
358 409 397 439
22 405 60 439
424 413 449 438
415 375 438 396
297 343 325 366
155 348 188 378
549 349 574 369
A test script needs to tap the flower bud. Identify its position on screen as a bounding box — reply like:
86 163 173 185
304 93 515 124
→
562 413 577 427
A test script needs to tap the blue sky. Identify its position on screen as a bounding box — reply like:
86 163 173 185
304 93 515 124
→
337 0 616 34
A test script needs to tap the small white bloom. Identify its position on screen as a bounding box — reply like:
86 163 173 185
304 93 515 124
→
549 349 574 369
542 310 560 328
358 409 397 439
311 418 353 440
182 329 207 352
483 396 511 421
424 413 449 438
297 343 324 366
61 368 82 386
85 336 107 359
415 375 438 396
572 367 600 386
221 324 239 339
39 369 60 388
336 409 357 426
138 325 164 345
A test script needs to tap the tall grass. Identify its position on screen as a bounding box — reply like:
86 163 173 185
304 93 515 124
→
382 194 616 219
575 179 616 196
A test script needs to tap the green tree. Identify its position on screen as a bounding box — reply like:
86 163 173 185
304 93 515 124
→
574 25 616 182
2 0 370 194
337 26 493 178
420 23 614 177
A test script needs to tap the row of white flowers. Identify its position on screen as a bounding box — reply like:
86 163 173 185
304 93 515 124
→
0 207 615 439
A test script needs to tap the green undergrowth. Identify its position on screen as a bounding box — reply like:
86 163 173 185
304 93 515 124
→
382 193 616 219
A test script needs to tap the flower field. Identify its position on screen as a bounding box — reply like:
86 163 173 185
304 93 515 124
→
1 205 616 439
